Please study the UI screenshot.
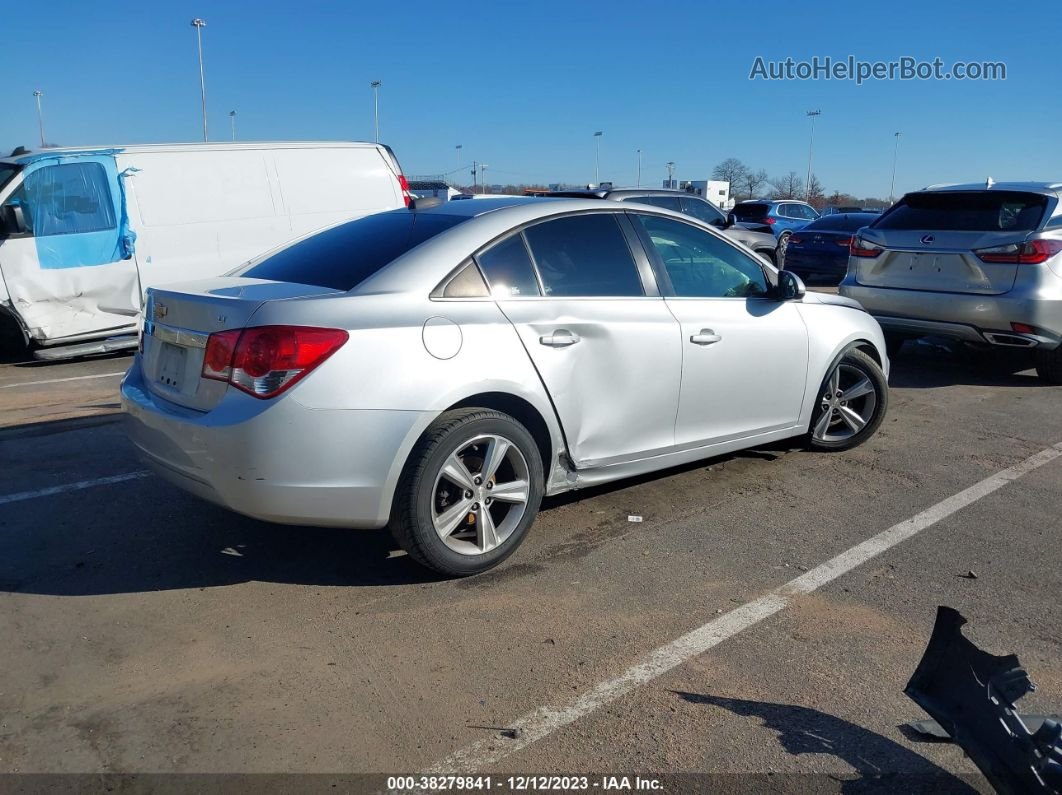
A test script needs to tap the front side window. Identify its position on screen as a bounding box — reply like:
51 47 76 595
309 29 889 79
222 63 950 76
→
14 162 115 237
634 214 768 299
475 233 540 297
524 214 644 297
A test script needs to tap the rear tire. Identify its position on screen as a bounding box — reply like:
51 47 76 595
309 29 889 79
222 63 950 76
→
389 408 544 576
777 231 792 264
1035 347 1062 385
808 349 889 452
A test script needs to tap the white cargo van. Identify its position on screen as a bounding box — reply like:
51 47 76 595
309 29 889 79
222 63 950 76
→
0 141 411 358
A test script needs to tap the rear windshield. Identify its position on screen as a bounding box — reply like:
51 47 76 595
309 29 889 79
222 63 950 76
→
239 211 469 290
804 214 878 232
730 203 769 219
875 191 1047 232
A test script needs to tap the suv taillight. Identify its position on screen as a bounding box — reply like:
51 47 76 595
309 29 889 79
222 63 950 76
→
398 174 412 207
764 217 776 225
202 326 348 399
975 240 1062 265
850 236 883 258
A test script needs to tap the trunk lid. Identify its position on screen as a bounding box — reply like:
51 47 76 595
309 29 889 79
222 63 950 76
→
142 277 341 411
852 228 1030 295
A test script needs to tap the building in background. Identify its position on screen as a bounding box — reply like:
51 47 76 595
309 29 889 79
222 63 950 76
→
408 179 462 202
662 179 732 209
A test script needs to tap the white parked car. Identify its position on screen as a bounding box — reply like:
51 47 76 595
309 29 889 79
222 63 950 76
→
122 198 890 576
0 141 411 358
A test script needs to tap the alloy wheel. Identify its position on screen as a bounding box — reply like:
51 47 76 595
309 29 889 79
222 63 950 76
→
812 363 879 443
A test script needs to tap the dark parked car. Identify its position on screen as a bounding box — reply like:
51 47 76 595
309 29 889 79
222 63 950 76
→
784 213 880 284
542 189 780 266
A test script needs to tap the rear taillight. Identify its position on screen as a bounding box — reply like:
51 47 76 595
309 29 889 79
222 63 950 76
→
974 240 1062 265
201 326 348 399
850 236 883 258
834 237 853 247
789 235 803 245
764 217 776 225
398 174 411 207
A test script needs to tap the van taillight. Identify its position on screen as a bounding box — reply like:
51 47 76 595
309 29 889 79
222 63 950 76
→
975 240 1062 264
398 174 411 207
202 326 348 398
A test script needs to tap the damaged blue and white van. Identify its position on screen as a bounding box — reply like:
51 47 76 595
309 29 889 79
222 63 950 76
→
0 142 411 359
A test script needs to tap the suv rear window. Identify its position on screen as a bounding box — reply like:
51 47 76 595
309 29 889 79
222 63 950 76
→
876 191 1047 232
730 203 769 219
239 211 469 290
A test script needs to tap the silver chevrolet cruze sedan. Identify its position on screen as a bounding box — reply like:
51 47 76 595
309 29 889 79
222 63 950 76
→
122 198 890 576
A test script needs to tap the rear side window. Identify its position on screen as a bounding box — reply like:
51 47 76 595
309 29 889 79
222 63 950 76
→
622 195 682 212
240 211 468 290
475 234 540 297
524 214 643 297
731 203 769 220
876 191 1047 232
680 197 727 227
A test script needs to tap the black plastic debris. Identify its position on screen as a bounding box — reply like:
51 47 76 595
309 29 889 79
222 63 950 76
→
905 606 1062 794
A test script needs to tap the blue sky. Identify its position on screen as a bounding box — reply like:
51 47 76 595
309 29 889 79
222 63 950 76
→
4 1 1059 197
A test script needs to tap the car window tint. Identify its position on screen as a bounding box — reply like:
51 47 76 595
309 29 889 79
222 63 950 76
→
441 261 490 298
804 214 878 232
240 211 469 290
635 214 768 298
875 191 1047 232
680 197 726 227
731 203 769 220
524 214 643 297
475 233 541 297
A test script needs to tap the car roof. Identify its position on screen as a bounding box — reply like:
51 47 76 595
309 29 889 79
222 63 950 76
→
411 196 568 217
918 181 1062 198
735 198 808 206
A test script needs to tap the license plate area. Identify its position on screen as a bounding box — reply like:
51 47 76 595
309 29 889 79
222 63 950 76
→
157 343 188 391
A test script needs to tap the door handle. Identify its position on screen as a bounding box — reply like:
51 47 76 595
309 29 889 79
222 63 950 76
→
690 329 722 345
540 330 580 348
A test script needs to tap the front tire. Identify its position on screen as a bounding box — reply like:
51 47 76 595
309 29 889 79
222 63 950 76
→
389 408 544 576
808 349 889 451
1035 347 1062 385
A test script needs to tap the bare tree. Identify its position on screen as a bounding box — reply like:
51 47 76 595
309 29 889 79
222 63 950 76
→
740 168 768 201
712 158 747 196
806 174 826 208
769 171 805 200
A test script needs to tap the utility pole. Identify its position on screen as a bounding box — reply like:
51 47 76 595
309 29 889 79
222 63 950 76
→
480 164 489 194
666 161 676 189
370 80 381 143
889 131 902 205
191 18 208 142
593 131 603 185
637 149 642 188
33 90 45 147
229 110 237 141
472 160 477 194
455 144 462 187
805 109 821 201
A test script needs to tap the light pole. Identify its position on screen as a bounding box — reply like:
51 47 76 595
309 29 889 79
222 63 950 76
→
666 161 676 189
804 109 821 202
593 131 603 185
370 80 381 143
229 110 237 141
455 144 462 187
637 149 642 188
33 90 45 148
191 18 208 142
480 164 489 194
889 131 902 205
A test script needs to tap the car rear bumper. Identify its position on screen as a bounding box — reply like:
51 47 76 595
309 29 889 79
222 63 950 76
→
784 251 848 278
838 283 1062 349
121 360 433 529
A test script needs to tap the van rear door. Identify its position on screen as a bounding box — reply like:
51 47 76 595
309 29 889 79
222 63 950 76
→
853 191 1048 295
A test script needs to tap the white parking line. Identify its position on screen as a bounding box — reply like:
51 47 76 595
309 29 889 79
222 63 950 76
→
0 371 127 389
0 471 150 506
428 442 1062 774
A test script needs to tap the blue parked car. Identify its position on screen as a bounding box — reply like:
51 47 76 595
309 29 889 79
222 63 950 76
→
729 199 820 260
782 212 880 284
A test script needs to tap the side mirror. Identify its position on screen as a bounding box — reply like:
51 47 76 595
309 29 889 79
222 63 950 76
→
0 203 28 237
777 270 806 300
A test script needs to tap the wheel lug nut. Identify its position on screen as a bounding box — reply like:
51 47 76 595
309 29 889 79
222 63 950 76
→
485 498 492 505
464 490 473 499
474 476 482 485
472 502 480 511
486 482 493 490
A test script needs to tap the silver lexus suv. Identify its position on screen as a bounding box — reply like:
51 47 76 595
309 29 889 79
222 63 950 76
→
840 182 1062 383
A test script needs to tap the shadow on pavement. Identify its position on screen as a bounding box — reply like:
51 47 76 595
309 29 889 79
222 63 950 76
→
673 692 978 793
888 339 1041 389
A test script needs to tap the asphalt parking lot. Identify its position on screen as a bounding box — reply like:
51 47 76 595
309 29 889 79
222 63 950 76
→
1 325 1060 792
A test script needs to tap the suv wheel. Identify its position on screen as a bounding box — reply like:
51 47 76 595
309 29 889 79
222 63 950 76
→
778 231 792 262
